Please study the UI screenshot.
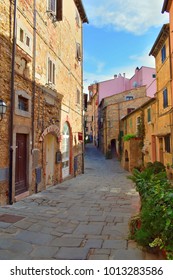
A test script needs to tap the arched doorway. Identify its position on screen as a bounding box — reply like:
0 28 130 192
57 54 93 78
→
62 122 70 178
111 139 117 157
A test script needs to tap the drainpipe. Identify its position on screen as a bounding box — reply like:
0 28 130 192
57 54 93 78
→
81 24 84 174
32 0 36 152
9 0 17 204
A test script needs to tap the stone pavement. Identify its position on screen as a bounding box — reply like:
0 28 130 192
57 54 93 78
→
0 144 163 260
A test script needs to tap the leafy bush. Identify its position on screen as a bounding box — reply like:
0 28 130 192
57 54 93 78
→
123 133 136 141
128 163 173 259
146 161 166 174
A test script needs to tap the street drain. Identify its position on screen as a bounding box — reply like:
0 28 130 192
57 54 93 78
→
0 214 25 223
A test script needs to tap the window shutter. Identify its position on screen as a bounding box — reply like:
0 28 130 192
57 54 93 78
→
47 0 53 11
56 0 63 21
53 63 56 84
76 43 81 61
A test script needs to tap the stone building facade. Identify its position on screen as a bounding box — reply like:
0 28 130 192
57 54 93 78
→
0 0 88 205
98 86 150 157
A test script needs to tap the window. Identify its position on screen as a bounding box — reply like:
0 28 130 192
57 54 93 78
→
18 96 28 111
47 57 56 85
163 88 168 108
20 28 24 42
15 90 31 118
136 116 141 136
129 118 132 128
76 42 81 61
26 36 30 47
126 96 134 101
152 74 156 78
161 45 166 63
47 0 63 21
164 135 171 153
76 89 80 104
147 108 151 122
127 108 135 114
75 9 80 27
17 24 32 56
47 0 56 13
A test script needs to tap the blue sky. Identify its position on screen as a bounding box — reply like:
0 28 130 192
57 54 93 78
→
82 0 169 93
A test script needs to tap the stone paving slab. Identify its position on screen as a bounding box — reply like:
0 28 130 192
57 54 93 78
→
0 144 163 260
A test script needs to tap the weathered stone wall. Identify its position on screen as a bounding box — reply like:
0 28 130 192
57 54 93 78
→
0 0 85 205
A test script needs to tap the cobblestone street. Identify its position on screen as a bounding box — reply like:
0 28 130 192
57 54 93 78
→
0 144 162 260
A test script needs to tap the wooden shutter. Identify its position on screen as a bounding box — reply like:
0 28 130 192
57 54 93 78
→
56 0 63 21
76 43 81 61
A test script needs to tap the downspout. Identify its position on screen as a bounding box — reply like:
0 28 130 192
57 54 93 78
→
168 27 173 162
81 23 84 174
32 0 36 153
9 0 17 204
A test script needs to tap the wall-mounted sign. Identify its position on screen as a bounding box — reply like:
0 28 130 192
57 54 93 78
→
78 132 83 141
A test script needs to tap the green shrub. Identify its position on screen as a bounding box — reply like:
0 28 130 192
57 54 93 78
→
128 163 173 259
146 161 166 174
123 133 136 141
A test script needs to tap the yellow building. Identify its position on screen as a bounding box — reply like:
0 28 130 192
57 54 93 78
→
0 0 88 205
121 23 173 173
121 99 155 171
149 23 173 168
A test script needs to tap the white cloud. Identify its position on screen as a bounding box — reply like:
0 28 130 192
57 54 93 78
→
84 53 106 73
83 0 168 35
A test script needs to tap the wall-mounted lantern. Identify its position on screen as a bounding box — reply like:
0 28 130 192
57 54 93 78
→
0 99 7 120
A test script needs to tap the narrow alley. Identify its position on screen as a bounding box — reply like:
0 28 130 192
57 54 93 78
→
0 144 161 260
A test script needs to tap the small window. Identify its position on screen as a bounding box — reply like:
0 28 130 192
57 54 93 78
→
165 135 171 153
47 0 63 21
129 118 132 128
20 28 24 42
163 88 168 108
47 0 56 13
75 9 80 27
147 108 151 122
136 116 141 135
127 108 135 114
161 45 166 63
18 96 28 111
48 58 56 84
76 89 80 104
76 42 81 61
126 96 134 101
26 36 30 47
152 74 156 78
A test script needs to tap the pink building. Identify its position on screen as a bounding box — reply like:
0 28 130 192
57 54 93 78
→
97 66 156 104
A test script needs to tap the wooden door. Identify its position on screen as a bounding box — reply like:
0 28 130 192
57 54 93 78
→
159 137 164 164
15 134 27 195
45 134 55 186
151 135 156 162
